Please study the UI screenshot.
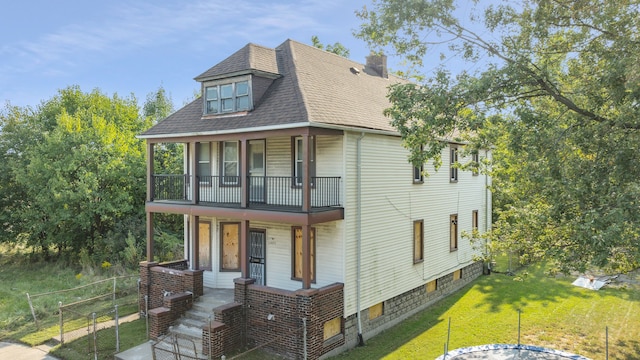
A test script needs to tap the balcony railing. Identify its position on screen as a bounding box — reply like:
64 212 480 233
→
151 175 341 209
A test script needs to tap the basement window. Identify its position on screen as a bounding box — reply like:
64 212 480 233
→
323 317 342 341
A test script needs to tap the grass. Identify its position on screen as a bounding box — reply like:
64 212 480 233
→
3 245 639 359
50 317 148 360
0 244 138 344
334 262 640 359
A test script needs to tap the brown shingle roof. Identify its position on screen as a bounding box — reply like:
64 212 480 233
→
140 39 404 139
194 43 279 81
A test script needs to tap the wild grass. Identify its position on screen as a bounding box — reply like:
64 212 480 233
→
0 244 137 343
335 262 640 359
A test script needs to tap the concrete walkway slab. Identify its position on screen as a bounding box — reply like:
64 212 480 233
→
0 342 59 360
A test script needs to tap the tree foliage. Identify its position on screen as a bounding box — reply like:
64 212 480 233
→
0 85 185 265
356 0 640 272
311 35 351 58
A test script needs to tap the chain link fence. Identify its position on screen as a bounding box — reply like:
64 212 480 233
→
25 275 141 359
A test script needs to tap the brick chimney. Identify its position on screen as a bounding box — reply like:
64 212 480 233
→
365 54 388 78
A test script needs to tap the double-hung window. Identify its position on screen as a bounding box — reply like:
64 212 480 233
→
197 142 211 183
472 151 480 176
205 79 251 114
413 146 424 183
450 145 458 182
293 136 316 186
221 141 240 185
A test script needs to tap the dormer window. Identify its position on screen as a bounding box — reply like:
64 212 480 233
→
204 77 251 115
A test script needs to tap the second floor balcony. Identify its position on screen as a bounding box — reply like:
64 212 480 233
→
151 174 342 212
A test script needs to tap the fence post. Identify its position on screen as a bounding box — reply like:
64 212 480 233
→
115 304 120 353
113 277 117 304
137 278 141 316
446 317 451 355
59 301 64 344
93 312 98 360
26 293 39 330
606 326 609 360
517 309 521 347
145 295 149 340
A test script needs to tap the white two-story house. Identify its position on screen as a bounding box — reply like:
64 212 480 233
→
137 39 491 359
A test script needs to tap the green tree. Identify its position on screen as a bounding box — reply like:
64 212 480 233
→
143 86 184 236
1 87 149 261
311 35 350 58
356 0 640 272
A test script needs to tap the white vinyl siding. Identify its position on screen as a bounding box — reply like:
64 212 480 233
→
342 132 488 316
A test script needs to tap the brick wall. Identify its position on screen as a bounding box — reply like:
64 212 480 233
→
148 292 193 339
139 261 204 313
234 279 344 359
213 302 243 354
202 320 226 358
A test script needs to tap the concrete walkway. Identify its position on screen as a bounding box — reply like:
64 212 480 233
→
0 342 59 360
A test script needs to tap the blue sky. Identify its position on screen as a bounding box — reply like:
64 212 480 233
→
1 0 386 109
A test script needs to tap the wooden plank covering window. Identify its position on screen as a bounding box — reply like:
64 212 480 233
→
198 221 211 270
220 222 240 271
414 220 424 263
453 269 462 281
450 214 458 251
369 302 384 320
292 227 315 281
323 317 341 341
426 280 437 293
472 210 479 231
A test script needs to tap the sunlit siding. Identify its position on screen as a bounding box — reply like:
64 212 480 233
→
342 131 489 316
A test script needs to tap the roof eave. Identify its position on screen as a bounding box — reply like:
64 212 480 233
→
194 69 281 82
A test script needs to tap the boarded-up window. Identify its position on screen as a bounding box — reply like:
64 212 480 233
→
450 214 458 251
292 227 315 281
198 221 211 270
453 269 462 281
220 223 240 271
369 302 384 320
426 280 437 293
414 220 424 263
472 210 479 231
323 317 342 341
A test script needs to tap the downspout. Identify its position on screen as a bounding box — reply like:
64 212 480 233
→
356 132 365 346
484 149 491 271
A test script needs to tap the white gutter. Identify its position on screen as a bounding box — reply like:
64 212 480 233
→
356 132 365 346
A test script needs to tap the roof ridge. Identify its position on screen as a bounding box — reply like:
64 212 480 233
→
278 39 310 123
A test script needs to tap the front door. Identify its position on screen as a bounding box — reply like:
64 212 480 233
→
249 140 265 203
248 229 266 285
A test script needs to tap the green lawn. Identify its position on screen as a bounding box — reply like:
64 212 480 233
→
3 245 639 359
335 263 640 359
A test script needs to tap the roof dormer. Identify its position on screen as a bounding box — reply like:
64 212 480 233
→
195 43 280 117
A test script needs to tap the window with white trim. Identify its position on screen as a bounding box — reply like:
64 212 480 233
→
197 142 211 180
450 145 458 182
221 141 239 185
293 136 316 186
472 151 480 176
413 146 424 183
